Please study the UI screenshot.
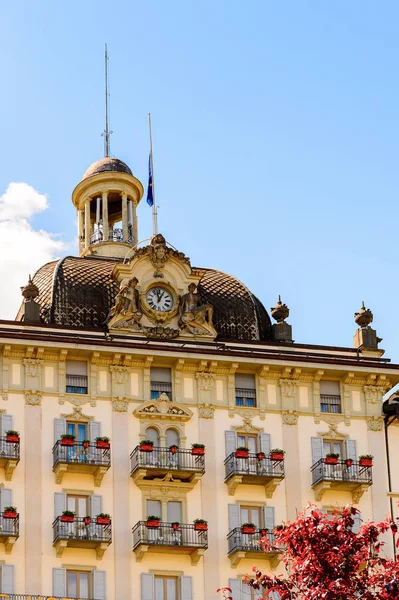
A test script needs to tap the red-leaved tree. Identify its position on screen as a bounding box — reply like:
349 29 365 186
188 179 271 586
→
237 505 399 599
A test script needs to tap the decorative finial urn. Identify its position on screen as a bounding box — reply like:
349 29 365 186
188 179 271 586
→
21 276 39 301
354 301 373 328
271 295 290 323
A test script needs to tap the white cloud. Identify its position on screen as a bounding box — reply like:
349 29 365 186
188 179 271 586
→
0 182 67 320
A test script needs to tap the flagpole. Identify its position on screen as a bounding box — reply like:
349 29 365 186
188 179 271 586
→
148 113 158 236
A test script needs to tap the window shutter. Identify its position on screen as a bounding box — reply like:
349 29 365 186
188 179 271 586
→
54 492 66 518
52 568 66 597
259 432 271 455
311 437 323 464
141 573 154 600
228 504 240 531
0 489 12 513
54 418 66 443
228 578 242 600
180 576 193 600
0 415 13 437
352 511 362 534
225 431 237 456
89 420 102 441
263 506 275 531
90 494 103 517
345 439 358 462
92 570 106 600
0 565 15 594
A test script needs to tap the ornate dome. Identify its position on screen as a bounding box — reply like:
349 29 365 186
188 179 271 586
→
16 257 273 342
82 157 132 180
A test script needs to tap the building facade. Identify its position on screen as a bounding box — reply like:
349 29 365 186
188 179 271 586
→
0 156 398 600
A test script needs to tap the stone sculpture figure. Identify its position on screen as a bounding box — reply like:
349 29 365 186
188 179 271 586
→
179 283 216 337
107 276 142 329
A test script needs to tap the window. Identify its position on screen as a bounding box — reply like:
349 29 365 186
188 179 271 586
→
237 434 257 453
145 427 160 445
67 421 87 442
67 494 89 518
67 570 90 599
66 360 88 394
320 381 341 413
235 374 256 407
165 428 179 447
240 506 261 527
151 367 172 400
323 440 343 457
146 500 182 522
155 576 178 600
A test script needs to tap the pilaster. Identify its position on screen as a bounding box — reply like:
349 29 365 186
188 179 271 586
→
25 399 42 593
84 198 91 248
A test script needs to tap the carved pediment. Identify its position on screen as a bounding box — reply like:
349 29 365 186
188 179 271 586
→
134 394 193 422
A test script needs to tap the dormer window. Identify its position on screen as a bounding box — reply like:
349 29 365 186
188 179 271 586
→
150 367 172 400
66 361 88 394
320 381 341 414
235 374 256 407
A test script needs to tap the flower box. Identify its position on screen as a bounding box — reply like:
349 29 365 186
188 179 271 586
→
242 525 256 534
146 519 160 528
270 452 284 461
61 438 75 447
235 449 249 459
359 458 373 467
325 456 339 465
61 515 74 523
96 440 110 449
140 443 154 452
96 516 110 525
3 511 17 519
194 522 208 531
192 447 205 456
6 435 19 443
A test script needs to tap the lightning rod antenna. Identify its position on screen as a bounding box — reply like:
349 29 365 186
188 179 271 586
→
102 44 113 157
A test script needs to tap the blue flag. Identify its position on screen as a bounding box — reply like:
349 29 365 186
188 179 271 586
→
147 154 153 206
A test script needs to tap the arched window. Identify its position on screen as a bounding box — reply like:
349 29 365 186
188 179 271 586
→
145 427 159 446
165 428 179 447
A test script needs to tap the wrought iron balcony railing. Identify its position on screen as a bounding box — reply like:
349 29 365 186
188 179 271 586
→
133 521 208 550
0 513 19 538
311 459 373 487
0 438 20 462
224 452 285 481
227 527 280 555
52 516 112 545
0 596 99 600
53 440 111 469
90 227 133 246
130 446 205 477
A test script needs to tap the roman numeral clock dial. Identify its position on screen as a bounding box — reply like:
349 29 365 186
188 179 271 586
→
145 287 174 312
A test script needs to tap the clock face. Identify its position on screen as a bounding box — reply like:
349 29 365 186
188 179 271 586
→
146 287 174 312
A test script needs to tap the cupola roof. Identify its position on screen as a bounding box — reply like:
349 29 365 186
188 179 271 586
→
82 157 132 181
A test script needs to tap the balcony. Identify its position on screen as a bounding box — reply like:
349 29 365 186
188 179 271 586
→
90 226 133 246
0 512 19 554
53 516 112 559
311 459 373 502
133 521 208 565
227 527 281 568
0 438 20 481
52 441 111 486
130 446 205 490
224 452 285 496
66 374 88 394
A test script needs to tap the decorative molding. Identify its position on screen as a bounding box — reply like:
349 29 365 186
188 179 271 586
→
232 415 262 434
25 390 42 406
112 396 129 412
58 395 95 407
110 366 129 384
195 372 215 391
134 395 193 422
228 406 266 420
367 416 384 431
279 379 298 398
0 391 8 402
60 407 93 422
23 358 43 377
4 459 18 482
317 422 348 440
281 410 299 425
133 471 201 494
363 385 385 403
198 403 215 419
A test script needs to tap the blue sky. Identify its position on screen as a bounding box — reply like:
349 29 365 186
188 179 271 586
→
1 1 399 359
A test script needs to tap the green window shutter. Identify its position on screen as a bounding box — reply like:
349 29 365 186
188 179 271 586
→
52 568 66 597
0 415 13 437
89 420 102 441
259 432 271 454
225 431 237 456
0 564 15 594
263 506 275 531
180 576 193 600
92 570 106 600
141 573 154 600
345 439 358 462
0 488 12 513
54 418 66 443
228 578 242 600
228 504 240 531
54 492 66 518
311 437 323 464
90 494 103 517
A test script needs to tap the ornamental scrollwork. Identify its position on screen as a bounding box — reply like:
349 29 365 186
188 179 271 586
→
367 416 384 431
23 358 43 377
195 372 215 391
281 410 299 425
279 379 298 398
363 385 385 403
110 366 129 384
25 390 42 406
198 403 215 419
112 396 129 412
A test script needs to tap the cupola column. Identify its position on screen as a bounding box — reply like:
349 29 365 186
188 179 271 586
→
122 192 128 242
78 209 84 253
102 191 109 241
133 202 138 245
84 198 91 248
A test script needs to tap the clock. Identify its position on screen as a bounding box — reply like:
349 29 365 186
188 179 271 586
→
145 286 174 312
